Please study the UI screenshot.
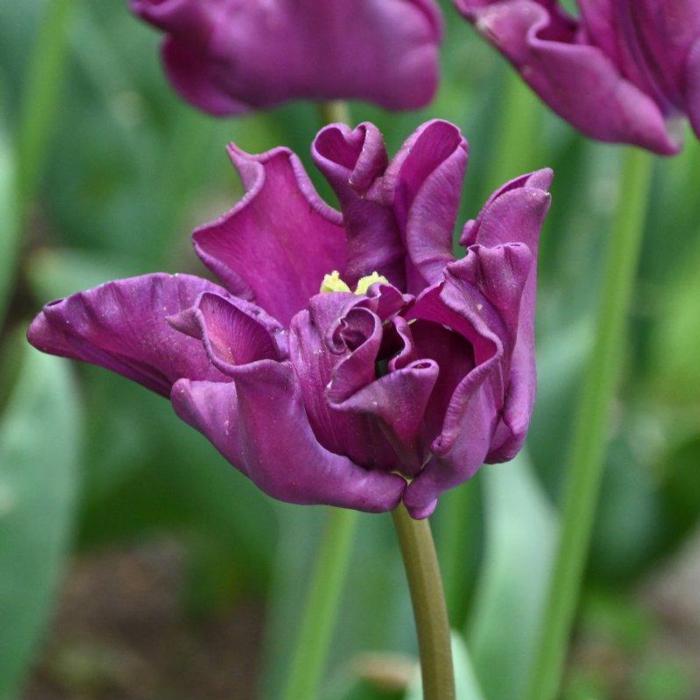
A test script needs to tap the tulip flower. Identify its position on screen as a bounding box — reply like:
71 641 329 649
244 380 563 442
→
28 120 551 518
455 0 700 154
130 0 443 114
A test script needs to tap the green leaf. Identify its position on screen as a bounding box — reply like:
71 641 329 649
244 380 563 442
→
650 236 700 404
0 343 81 699
405 632 485 700
26 247 144 303
467 452 557 700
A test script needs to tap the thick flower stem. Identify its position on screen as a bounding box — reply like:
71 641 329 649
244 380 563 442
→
317 100 351 126
392 504 455 700
282 507 359 700
526 148 654 700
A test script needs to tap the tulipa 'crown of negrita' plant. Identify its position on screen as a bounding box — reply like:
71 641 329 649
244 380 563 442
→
28 120 551 519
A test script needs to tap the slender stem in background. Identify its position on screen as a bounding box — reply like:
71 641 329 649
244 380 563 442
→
485 70 542 193
441 71 541 627
317 100 352 126
281 101 357 700
392 504 455 700
0 0 74 331
17 0 76 218
282 507 359 700
526 148 654 700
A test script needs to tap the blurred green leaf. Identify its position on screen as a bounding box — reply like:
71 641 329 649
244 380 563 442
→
26 247 144 302
529 319 591 497
77 394 277 596
0 341 81 699
467 452 557 700
655 432 700 558
588 433 661 581
405 633 484 700
632 657 696 700
650 237 700 404
579 591 655 655
436 477 483 628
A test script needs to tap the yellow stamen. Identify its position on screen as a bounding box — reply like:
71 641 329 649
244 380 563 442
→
320 270 389 295
320 270 351 294
354 271 389 295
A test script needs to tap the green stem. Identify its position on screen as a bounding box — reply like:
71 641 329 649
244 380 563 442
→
17 0 76 217
282 508 359 700
392 504 455 700
317 100 352 126
526 148 654 700
485 70 542 194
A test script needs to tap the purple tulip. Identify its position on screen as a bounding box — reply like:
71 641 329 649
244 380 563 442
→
455 0 700 154
130 0 443 114
28 121 551 518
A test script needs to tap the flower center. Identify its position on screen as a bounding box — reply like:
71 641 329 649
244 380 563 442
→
320 270 388 295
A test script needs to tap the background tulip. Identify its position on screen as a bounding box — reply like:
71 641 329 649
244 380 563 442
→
456 0 700 154
130 0 443 114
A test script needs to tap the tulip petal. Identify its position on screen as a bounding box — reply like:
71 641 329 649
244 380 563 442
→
403 283 503 517
171 365 406 512
462 169 551 459
686 38 700 139
130 0 216 37
456 0 679 154
27 274 229 397
167 292 287 376
387 120 469 290
404 372 497 519
161 38 249 116
133 0 442 114
194 146 346 326
289 303 400 470
446 246 533 459
329 359 440 475
313 123 405 288
405 320 475 443
460 168 553 250
402 243 536 516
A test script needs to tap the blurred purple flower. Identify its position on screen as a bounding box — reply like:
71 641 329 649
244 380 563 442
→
455 0 700 154
28 121 551 518
130 0 443 114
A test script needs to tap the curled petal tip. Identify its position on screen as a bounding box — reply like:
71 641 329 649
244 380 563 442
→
527 167 554 191
26 309 49 351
